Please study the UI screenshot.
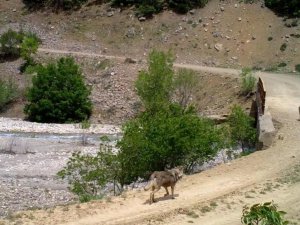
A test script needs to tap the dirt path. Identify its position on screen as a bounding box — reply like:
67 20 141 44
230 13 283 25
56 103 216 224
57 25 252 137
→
1 48 299 225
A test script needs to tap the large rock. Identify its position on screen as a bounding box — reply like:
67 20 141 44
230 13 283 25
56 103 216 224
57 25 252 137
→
257 110 276 149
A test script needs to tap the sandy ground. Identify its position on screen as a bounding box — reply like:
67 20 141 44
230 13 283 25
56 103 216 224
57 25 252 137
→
0 65 299 225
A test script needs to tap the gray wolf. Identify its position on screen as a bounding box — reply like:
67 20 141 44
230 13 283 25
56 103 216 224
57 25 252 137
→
144 167 184 204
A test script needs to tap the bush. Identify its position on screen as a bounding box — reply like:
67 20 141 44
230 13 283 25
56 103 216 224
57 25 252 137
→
265 0 300 17
295 64 300 73
0 78 19 109
242 202 289 225
57 143 120 202
24 57 92 123
240 68 256 96
168 0 209 13
23 0 88 11
0 29 24 59
228 105 257 151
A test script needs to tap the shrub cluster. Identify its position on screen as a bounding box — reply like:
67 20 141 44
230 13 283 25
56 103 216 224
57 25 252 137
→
24 57 92 123
23 0 88 11
265 0 300 17
0 29 40 62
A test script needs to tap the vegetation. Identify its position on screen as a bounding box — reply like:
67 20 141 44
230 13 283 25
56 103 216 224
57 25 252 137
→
23 0 88 11
57 143 120 202
0 29 24 59
240 68 256 96
295 64 300 73
23 0 210 16
280 43 287 52
228 105 257 151
59 50 257 201
242 202 289 225
265 0 300 17
24 57 92 123
0 78 19 110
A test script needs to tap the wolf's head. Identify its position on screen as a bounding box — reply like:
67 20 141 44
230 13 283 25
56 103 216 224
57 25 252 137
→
169 166 184 181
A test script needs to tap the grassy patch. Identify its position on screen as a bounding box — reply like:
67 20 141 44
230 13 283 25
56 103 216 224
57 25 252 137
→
200 206 212 213
280 43 287 52
186 210 199 218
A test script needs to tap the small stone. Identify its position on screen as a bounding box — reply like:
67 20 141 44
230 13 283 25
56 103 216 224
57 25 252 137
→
252 36 256 40
214 43 223 51
189 9 195 15
204 28 208 32
234 4 238 8
107 11 114 17
12 8 17 12
231 56 238 60
138 17 146 22
238 17 242 21
220 7 225 11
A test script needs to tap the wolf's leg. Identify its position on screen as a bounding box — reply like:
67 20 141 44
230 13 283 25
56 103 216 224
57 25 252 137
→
150 187 161 204
171 185 175 199
164 187 169 196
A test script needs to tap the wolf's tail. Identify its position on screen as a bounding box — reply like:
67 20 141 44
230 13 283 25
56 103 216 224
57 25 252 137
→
144 179 155 191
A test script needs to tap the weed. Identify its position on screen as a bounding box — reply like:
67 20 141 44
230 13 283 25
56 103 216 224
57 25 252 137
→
280 43 287 52
187 221 194 223
259 191 266 195
277 62 287 67
186 210 199 218
268 36 273 41
210 201 218 207
200 206 212 213
290 33 300 38
96 59 112 70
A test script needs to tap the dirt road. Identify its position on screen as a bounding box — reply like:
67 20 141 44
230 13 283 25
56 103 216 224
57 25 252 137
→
1 48 299 225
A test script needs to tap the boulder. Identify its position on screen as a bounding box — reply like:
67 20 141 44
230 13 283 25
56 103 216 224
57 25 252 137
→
257 110 276 150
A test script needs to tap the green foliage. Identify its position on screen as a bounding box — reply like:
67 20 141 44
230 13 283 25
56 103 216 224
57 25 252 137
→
295 64 300 73
23 0 88 10
240 68 256 96
57 144 120 202
117 50 223 184
242 202 289 225
0 78 19 109
280 43 287 52
0 29 24 59
228 105 257 151
168 0 209 13
265 0 300 17
24 57 92 123
135 50 174 112
174 68 198 109
117 104 223 184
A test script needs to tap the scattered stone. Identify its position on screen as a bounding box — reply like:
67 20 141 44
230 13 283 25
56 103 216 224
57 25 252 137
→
204 28 208 32
107 11 114 17
220 7 225 11
252 36 256 40
238 17 242 21
232 56 238 60
234 4 238 8
12 8 16 12
125 27 136 38
214 43 223 51
138 17 146 22
189 9 195 15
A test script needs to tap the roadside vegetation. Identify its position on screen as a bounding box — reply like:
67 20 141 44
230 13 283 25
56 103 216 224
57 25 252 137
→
242 202 290 225
58 50 257 201
0 78 19 110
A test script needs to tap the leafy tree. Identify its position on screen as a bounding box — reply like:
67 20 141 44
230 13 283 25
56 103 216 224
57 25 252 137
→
242 202 289 225
135 50 174 113
24 57 92 123
228 105 257 151
117 50 223 184
57 143 120 202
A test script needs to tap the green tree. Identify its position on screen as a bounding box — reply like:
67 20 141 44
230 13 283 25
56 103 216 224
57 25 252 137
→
242 202 289 225
117 50 223 185
24 57 92 123
265 0 300 17
228 105 257 151
135 50 174 113
23 0 88 11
